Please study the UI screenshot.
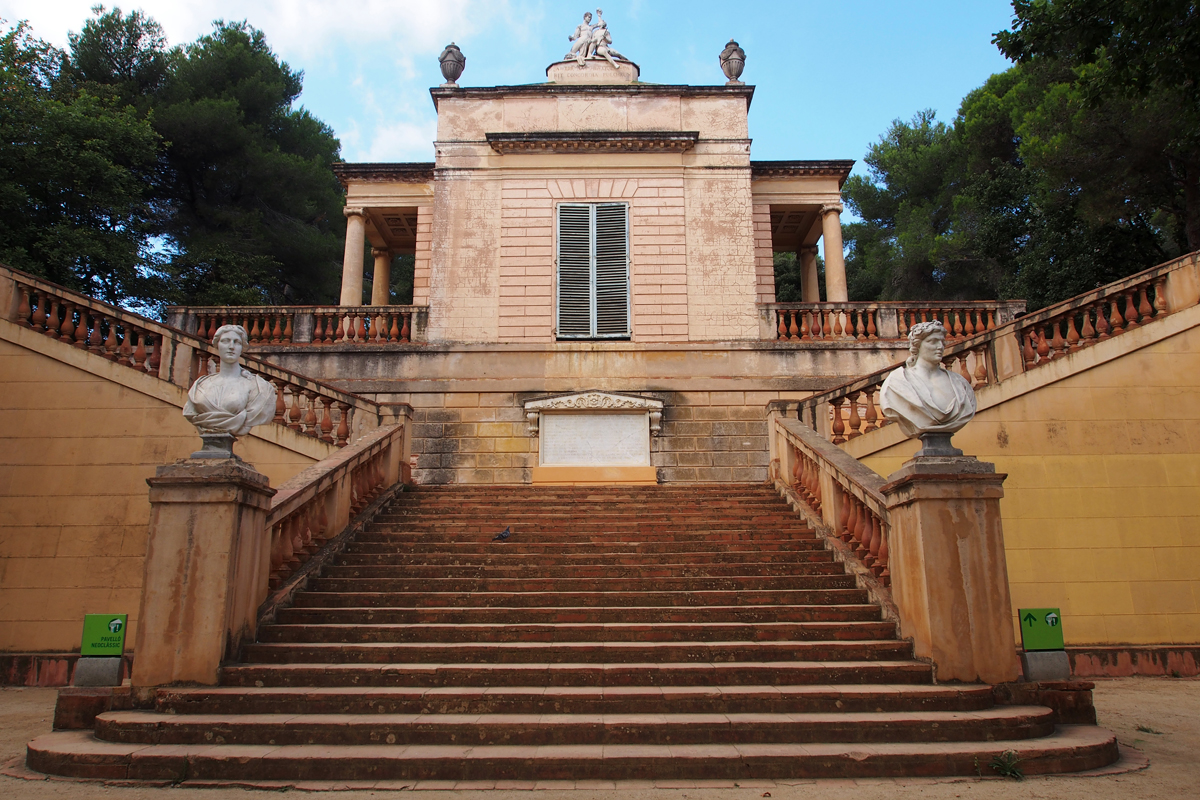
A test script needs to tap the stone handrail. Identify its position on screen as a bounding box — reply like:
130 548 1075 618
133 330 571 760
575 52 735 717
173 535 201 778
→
1 265 397 446
797 252 1200 441
769 410 895 617
166 305 429 346
761 301 1025 342
264 422 408 592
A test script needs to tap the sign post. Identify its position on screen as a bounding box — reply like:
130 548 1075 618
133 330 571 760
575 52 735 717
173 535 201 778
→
73 614 128 686
1018 607 1069 681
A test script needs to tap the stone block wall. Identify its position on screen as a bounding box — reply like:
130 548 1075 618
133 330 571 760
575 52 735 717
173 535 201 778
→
398 390 789 485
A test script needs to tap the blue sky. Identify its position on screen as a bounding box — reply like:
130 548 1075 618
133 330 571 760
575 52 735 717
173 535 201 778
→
3 1 1017 172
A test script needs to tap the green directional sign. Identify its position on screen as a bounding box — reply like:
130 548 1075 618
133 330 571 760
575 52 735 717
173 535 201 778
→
80 614 128 656
1018 607 1064 651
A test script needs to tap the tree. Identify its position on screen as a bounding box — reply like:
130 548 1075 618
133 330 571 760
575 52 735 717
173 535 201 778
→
64 5 168 109
0 20 159 303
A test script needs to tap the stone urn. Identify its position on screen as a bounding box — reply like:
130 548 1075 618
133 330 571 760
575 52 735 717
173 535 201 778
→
719 39 745 84
439 43 465 86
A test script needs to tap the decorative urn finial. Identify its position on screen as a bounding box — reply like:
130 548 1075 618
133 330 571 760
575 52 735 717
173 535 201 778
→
719 39 746 85
439 42 465 86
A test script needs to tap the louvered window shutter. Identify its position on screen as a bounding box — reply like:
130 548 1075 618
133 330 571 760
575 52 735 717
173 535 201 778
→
556 203 630 339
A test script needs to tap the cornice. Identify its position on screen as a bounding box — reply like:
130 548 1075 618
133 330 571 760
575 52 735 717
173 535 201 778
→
751 160 856 186
486 131 699 155
333 163 435 187
431 83 755 110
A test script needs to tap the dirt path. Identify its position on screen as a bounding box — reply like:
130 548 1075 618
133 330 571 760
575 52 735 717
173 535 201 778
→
2 677 1195 798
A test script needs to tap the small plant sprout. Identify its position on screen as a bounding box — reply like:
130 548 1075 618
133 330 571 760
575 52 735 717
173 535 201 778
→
989 750 1024 780
1136 724 1163 734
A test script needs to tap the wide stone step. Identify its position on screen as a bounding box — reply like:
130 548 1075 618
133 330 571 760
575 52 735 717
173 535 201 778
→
305 575 857 594
255 620 899 645
93 706 1056 747
322 561 842 580
345 540 823 554
290 588 871 609
27 726 1121 782
243 640 914 665
358 530 816 543
155 683 993 716
333 549 831 566
275 604 884 626
219 660 934 688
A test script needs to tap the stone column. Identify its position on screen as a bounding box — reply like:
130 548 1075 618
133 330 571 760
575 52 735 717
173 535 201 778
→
370 248 392 305
880 456 1020 684
799 244 821 302
820 203 848 302
340 207 367 306
132 460 276 690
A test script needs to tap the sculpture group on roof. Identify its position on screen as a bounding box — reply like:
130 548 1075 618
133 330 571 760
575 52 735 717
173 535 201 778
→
566 9 628 69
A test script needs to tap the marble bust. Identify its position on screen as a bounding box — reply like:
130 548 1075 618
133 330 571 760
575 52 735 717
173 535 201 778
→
879 321 976 454
184 325 276 451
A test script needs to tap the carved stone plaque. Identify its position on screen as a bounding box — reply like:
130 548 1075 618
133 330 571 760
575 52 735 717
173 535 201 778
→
539 413 650 466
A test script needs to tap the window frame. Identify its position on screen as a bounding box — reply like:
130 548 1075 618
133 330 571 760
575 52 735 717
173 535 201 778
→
555 202 631 340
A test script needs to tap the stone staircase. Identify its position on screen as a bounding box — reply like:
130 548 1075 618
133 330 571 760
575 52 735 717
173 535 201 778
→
28 485 1117 783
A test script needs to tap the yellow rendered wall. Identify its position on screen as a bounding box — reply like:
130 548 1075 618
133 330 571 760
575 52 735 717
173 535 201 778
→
857 321 1200 647
0 334 325 653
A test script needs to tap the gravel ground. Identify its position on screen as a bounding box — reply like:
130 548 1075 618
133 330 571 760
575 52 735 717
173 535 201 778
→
1 677 1195 799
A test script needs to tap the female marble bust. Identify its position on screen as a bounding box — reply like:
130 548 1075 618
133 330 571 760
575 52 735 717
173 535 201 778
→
879 321 976 440
183 325 276 437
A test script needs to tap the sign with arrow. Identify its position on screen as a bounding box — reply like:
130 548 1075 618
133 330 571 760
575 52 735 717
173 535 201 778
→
1018 607 1064 651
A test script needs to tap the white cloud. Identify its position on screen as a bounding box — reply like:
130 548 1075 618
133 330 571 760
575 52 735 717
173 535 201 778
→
356 117 437 163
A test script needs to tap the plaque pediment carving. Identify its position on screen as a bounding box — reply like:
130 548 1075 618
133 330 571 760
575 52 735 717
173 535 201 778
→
524 391 663 437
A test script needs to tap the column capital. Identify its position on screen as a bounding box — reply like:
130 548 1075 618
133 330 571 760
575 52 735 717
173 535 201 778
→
798 244 820 256
343 206 366 218
820 203 844 217
371 247 391 259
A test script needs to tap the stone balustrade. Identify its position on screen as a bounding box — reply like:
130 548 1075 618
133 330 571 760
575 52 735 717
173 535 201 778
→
770 411 892 590
167 305 428 346
264 423 408 591
763 301 1024 342
797 253 1200 442
3 266 394 447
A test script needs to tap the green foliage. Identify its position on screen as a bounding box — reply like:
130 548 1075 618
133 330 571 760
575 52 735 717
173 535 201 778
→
988 749 1024 780
0 20 160 303
772 251 824 302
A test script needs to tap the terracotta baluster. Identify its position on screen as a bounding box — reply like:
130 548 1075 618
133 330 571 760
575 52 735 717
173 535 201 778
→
973 348 988 386
897 310 909 338
958 353 972 382
1066 314 1081 351
317 492 330 541
283 314 293 343
1108 297 1125 335
1123 290 1140 328
952 310 964 338
271 379 286 423
102 317 119 360
963 310 976 337
866 309 877 340
319 397 334 443
791 444 802 491
335 402 351 446
855 310 866 340
832 310 844 337
846 391 862 439
16 286 32 327
830 397 846 444
30 291 47 331
44 297 62 339
799 311 810 340
335 315 346 343
249 317 261 344
389 313 400 343
867 516 883 571
1138 285 1153 321
354 313 367 342
876 522 890 584
920 308 929 323
207 315 218 340
1035 326 1050 363
837 488 851 539
1080 306 1097 344
400 312 411 343
324 314 336 344
1020 329 1034 368
788 310 800 340
118 323 133 365
301 390 318 435
861 511 877 567
147 334 161 374
287 387 303 430
777 311 787 339
809 458 822 510
272 314 283 344
132 329 147 369
843 496 858 544
1153 277 1168 316
59 302 76 343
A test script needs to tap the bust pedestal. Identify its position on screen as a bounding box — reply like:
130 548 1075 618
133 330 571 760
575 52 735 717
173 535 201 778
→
880 455 1020 684
131 459 276 692
546 59 640 84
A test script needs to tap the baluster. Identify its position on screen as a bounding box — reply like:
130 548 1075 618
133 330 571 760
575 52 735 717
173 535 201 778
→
389 313 400 343
319 396 334 443
43 297 62 339
1108 297 1125 335
777 311 787 340
271 379 286 423
335 402 351 446
808 456 822 511
812 310 823 338
249 317 262 344
355 313 367 342
132 329 147 369
830 397 846 444
1153 277 1168 316
287 386 303 430
799 311 810 340
206 315 218 341
147 334 161 374
957 353 972 382
837 487 851 539
863 388 878 430
312 315 325 345
74 308 90 349
920 308 929 324
952 310 964 338
1123 290 1140 328
301 390 318 436
335 315 346 343
1035 325 1050 363
867 516 883 572
963 309 976 337
784 310 796 340
59 302 76 343
400 312 411 343
866 309 877 340
791 444 802 491
843 495 858 544
30 290 47 330
973 348 988 386
1080 305 1097 344
897 309 909 338
16 286 32 326
855 309 866 340
833 310 844 337
860 509 877 567
323 314 335 344
846 391 862 439
283 314 294 343
272 314 283 344
102 316 119 360
1066 313 1081 352
118 323 134 365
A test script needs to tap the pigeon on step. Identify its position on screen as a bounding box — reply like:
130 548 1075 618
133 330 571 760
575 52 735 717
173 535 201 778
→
492 526 511 542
